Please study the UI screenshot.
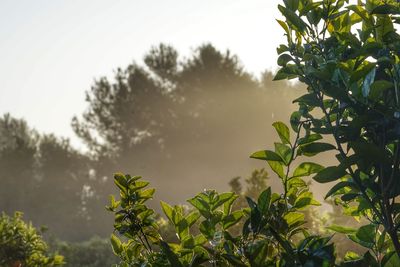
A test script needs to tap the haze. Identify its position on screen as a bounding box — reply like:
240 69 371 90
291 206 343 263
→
0 0 283 147
0 0 338 244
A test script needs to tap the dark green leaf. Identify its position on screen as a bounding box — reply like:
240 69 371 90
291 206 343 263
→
325 181 357 199
349 62 376 84
299 142 336 156
258 187 271 214
278 4 308 32
277 54 294 67
313 166 346 183
160 241 183 267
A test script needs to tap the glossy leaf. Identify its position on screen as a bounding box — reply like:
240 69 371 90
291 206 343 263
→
292 162 324 178
313 166 346 183
273 121 291 144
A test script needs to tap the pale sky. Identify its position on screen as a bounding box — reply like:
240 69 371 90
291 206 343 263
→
0 0 284 148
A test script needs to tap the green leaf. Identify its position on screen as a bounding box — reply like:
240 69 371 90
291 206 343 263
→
348 234 374 249
193 234 207 246
341 193 359 201
382 251 400 267
278 4 307 32
272 121 291 144
181 235 195 249
114 173 128 193
250 150 283 161
299 142 336 156
283 0 299 11
223 194 238 215
110 234 123 255
369 80 393 99
160 241 183 267
187 198 211 218
277 54 294 67
284 212 304 227
267 160 285 179
139 188 155 200
213 192 235 210
277 44 289 54
371 4 400 15
290 111 301 132
347 5 370 23
326 224 357 234
292 162 324 178
293 93 320 106
130 181 150 191
275 143 292 165
185 211 200 228
258 187 271 214
160 201 174 224
199 220 215 239
362 67 376 97
350 140 388 164
343 251 361 261
356 224 376 245
294 191 320 209
313 166 346 183
222 210 243 229
276 19 290 36
349 62 376 84
325 181 357 199
298 134 322 145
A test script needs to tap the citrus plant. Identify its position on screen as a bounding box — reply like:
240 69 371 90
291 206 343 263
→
107 121 339 266
274 0 400 264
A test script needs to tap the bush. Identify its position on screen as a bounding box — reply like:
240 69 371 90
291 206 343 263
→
0 212 64 267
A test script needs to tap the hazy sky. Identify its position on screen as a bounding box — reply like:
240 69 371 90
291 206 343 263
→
0 0 284 147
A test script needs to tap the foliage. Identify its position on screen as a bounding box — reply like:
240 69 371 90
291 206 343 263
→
274 0 400 263
107 121 341 266
0 212 64 267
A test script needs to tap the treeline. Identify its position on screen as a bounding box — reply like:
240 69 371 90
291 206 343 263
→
0 43 300 241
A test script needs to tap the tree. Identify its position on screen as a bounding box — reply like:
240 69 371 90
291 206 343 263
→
0 114 100 241
33 135 93 241
275 0 400 262
71 43 276 209
0 114 37 216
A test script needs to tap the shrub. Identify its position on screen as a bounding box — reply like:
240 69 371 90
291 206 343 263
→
107 121 338 266
0 212 64 267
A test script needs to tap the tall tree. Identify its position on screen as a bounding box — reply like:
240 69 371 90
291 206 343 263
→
33 134 93 240
0 114 37 215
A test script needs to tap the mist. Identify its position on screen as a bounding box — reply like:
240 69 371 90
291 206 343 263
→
1 42 347 248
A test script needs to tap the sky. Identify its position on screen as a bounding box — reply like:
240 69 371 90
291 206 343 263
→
0 0 284 148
